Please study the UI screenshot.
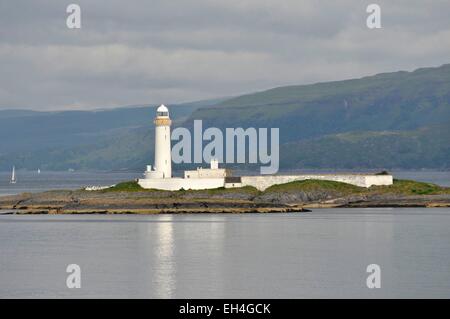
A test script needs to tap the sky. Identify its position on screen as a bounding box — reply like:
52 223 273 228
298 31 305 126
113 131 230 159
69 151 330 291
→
1 0 450 110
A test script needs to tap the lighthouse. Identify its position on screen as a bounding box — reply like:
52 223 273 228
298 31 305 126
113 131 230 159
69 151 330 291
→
143 104 172 179
139 103 228 190
138 103 393 191
153 104 172 178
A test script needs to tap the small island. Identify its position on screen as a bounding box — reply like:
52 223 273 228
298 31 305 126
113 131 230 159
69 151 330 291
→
1 179 449 215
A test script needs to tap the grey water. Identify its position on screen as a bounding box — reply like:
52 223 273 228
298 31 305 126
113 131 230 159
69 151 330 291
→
0 209 450 298
0 171 141 197
0 171 449 298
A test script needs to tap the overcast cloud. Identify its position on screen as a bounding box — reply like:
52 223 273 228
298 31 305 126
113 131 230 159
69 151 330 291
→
0 0 450 110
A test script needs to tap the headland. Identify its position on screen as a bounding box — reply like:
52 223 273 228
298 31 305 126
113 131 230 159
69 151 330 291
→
1 179 449 215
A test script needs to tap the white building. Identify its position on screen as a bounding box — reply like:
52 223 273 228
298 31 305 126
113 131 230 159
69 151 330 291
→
138 105 228 191
138 105 393 191
143 104 172 179
184 159 227 179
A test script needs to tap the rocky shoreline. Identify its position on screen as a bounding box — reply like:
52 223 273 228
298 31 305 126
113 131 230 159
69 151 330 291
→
0 190 309 214
1 179 449 215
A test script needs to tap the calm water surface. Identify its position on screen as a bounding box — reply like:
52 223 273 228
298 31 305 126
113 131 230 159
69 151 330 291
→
1 171 449 298
0 171 141 196
1 209 449 298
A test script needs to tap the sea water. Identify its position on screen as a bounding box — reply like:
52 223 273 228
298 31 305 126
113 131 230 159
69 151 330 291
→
0 208 449 298
0 170 449 298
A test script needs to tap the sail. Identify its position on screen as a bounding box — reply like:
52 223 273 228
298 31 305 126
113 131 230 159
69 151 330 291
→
11 166 16 183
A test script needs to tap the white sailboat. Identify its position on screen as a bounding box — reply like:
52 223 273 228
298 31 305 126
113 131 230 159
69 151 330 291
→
37 168 41 174
10 166 17 184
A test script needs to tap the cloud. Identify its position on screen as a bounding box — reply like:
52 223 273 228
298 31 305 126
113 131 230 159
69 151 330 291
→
0 0 449 110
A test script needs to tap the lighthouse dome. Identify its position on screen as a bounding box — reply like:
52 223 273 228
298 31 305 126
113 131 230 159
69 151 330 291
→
156 104 169 117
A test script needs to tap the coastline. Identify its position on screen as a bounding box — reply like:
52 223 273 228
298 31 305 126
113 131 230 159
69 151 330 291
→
1 179 449 215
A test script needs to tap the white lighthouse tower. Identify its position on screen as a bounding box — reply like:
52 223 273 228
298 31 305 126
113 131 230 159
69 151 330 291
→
143 104 172 179
154 104 172 178
138 103 228 190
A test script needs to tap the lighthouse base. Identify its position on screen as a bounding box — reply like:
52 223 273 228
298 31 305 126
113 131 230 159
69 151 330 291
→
138 177 225 191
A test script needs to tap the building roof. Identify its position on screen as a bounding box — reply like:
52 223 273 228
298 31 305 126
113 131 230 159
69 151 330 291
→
157 104 169 113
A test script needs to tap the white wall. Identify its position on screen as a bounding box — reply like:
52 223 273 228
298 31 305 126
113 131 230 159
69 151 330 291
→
240 174 393 191
138 174 393 191
184 168 227 179
365 175 394 187
154 124 172 178
138 177 225 191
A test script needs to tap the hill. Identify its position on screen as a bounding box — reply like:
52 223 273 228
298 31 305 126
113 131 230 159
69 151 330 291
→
0 64 449 171
280 124 450 169
0 98 224 170
187 64 450 143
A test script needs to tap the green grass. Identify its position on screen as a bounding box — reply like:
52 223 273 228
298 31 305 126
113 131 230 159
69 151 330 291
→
104 181 146 192
102 181 259 195
370 179 450 195
263 179 450 196
100 178 450 197
264 179 366 194
200 186 259 196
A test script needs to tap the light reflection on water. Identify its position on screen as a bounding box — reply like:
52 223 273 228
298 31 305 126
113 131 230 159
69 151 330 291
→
154 216 175 298
0 209 449 298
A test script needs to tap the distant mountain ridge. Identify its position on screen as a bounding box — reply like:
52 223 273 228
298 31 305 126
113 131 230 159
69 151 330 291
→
0 64 449 171
0 98 226 155
187 64 450 143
